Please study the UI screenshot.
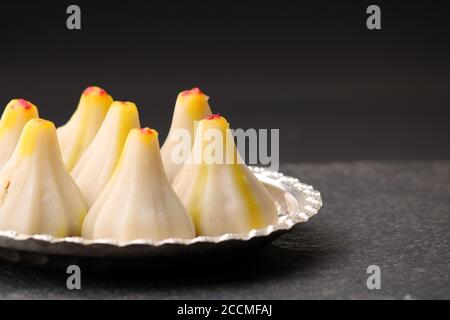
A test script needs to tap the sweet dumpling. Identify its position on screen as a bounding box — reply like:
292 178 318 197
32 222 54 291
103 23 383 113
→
82 128 195 242
57 86 113 171
0 119 87 237
173 115 278 236
161 88 212 183
71 101 141 207
0 99 39 170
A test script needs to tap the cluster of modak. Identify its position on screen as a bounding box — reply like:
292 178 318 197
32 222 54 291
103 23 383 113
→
0 87 277 242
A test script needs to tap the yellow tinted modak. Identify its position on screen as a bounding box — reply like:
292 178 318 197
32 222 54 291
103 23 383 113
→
0 99 39 169
173 115 278 236
57 86 113 171
71 101 141 207
0 119 87 237
82 128 195 242
161 88 212 183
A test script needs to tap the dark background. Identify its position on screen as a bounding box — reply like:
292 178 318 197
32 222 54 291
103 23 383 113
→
0 1 449 300
0 0 449 162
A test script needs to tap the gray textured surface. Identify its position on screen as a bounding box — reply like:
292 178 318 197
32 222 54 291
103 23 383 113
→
0 161 449 299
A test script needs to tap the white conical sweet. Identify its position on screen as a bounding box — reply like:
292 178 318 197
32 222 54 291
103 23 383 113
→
82 128 195 242
71 101 141 207
173 115 278 236
161 88 212 183
0 119 87 237
0 99 39 170
57 86 113 171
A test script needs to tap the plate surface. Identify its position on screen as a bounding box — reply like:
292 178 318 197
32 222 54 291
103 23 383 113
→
0 167 322 270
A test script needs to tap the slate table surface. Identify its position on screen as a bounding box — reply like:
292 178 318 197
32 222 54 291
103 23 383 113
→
0 161 449 299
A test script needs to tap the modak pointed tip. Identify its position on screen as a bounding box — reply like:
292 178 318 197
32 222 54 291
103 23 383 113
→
108 101 140 140
127 127 159 146
1 99 39 132
8 98 35 110
4 99 38 115
177 87 210 105
203 113 228 125
114 100 134 105
57 86 114 170
26 118 56 130
110 101 138 112
83 86 108 96
201 113 229 131
80 86 113 107
139 127 158 136
18 118 57 156
0 99 40 168
180 87 206 97
204 113 221 120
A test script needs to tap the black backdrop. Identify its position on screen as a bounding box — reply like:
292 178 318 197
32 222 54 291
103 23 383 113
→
1 0 449 162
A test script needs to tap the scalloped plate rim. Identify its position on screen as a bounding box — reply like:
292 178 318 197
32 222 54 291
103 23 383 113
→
0 166 322 249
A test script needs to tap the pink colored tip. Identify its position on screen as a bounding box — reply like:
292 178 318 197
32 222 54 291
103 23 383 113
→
205 113 221 120
83 86 107 96
181 87 204 96
17 99 32 110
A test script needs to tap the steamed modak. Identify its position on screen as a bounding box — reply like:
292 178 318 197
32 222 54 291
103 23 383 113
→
0 119 87 237
173 115 278 236
161 88 212 183
0 99 39 170
0 89 279 241
57 86 113 171
82 128 195 242
71 101 140 207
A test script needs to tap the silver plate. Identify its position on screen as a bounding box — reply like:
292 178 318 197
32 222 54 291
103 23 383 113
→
0 167 322 270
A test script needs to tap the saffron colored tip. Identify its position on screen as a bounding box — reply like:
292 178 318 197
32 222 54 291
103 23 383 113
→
140 128 157 135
